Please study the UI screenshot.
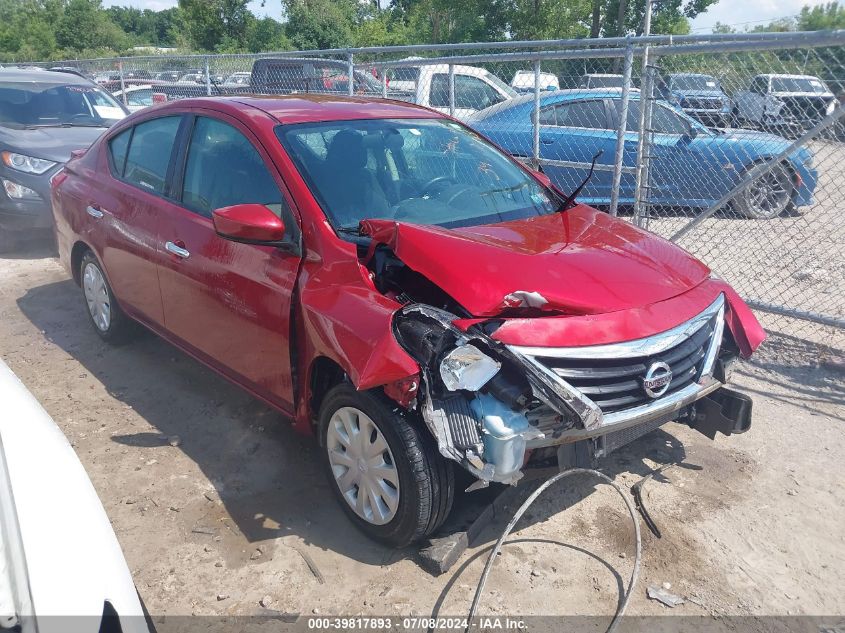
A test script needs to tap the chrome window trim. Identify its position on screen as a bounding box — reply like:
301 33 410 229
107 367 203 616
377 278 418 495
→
509 294 725 360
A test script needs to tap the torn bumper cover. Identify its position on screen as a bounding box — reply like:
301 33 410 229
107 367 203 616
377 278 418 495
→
393 293 755 486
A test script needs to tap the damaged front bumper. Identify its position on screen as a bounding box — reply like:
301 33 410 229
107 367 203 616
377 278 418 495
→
395 294 752 487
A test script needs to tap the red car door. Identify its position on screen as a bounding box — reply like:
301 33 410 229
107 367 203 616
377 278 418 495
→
155 112 302 411
91 115 184 326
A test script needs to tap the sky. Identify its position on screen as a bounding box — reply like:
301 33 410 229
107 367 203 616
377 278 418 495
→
103 0 828 35
688 0 829 32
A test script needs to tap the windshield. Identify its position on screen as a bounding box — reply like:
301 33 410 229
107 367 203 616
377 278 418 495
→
484 72 519 98
277 118 560 233
0 82 125 129
670 75 720 91
771 77 829 93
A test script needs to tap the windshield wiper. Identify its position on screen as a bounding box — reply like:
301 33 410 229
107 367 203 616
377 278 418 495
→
336 225 364 236
560 149 603 210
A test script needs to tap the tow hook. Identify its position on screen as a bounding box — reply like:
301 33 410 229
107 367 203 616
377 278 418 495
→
687 387 753 440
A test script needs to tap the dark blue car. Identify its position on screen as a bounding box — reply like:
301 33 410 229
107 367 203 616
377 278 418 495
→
469 88 817 219
667 73 732 128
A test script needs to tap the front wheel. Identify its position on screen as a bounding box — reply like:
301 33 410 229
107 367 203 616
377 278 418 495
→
319 383 454 547
734 163 794 219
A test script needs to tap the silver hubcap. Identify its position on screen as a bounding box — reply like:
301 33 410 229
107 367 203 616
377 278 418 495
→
83 262 110 332
746 169 790 218
326 407 400 526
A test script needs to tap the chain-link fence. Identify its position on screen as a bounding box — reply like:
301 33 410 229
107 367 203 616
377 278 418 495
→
23 30 845 352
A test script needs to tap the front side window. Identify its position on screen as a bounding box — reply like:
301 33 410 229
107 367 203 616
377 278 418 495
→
277 118 560 233
0 81 125 129
123 116 181 194
182 117 285 219
618 100 693 135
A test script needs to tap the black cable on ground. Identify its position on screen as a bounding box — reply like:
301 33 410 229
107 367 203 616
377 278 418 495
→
464 468 642 633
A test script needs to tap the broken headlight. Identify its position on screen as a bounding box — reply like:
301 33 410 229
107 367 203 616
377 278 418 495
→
439 344 501 391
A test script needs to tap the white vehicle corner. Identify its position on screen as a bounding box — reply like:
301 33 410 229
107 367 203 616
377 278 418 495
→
0 359 149 633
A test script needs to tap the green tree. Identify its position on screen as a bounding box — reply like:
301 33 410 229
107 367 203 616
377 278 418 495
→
284 0 355 50
179 0 251 51
246 16 290 51
797 1 845 29
55 0 129 52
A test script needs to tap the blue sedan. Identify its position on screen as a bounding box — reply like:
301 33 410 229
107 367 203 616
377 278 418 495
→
469 89 817 219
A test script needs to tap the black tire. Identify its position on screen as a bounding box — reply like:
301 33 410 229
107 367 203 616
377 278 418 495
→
319 383 454 547
79 251 138 344
734 162 794 220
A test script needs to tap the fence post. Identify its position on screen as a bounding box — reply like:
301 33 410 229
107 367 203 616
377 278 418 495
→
382 66 389 98
532 58 541 170
204 57 211 96
448 63 456 117
633 0 654 227
609 39 634 217
118 60 127 106
347 52 355 96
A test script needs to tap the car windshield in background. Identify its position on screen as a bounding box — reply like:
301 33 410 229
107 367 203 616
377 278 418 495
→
484 72 519 98
392 67 420 82
671 75 721 91
277 118 560 233
0 82 124 129
771 77 829 93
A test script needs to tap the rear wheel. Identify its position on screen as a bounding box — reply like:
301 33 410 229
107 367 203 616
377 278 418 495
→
80 251 138 343
735 163 794 219
319 383 454 547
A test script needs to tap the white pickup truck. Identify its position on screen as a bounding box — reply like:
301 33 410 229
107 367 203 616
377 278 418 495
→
733 73 836 136
387 62 517 120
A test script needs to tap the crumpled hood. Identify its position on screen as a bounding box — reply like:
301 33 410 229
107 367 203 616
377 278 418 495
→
361 205 710 318
0 126 107 163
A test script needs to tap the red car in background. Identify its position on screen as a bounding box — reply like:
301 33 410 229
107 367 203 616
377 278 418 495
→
51 95 765 547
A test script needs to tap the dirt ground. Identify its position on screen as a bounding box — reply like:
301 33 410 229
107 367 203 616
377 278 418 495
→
0 247 843 629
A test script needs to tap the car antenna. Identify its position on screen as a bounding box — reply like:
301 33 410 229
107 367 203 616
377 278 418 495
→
560 149 604 210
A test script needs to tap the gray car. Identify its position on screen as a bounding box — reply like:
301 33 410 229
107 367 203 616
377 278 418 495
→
0 68 127 251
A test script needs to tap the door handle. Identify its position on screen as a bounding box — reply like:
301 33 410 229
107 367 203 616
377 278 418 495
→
165 241 190 259
86 205 104 219
540 136 556 145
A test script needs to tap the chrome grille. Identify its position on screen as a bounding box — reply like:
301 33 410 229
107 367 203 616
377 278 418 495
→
682 97 722 110
532 317 716 413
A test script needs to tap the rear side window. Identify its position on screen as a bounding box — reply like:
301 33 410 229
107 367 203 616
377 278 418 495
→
108 128 132 176
181 116 285 218
123 116 181 194
539 100 609 129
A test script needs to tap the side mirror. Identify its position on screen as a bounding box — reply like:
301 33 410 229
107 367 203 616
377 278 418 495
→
532 169 552 188
212 204 286 245
679 127 699 145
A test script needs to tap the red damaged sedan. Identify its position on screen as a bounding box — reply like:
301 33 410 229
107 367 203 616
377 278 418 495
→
51 95 765 546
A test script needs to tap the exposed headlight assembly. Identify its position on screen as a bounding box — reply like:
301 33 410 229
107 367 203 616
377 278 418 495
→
1 151 56 175
440 344 501 391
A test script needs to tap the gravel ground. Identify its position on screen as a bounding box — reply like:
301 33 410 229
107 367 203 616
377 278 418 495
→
0 249 842 629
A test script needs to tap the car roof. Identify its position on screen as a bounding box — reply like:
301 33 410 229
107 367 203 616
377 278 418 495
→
0 67 94 85
156 94 442 124
584 73 623 77
669 72 715 78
